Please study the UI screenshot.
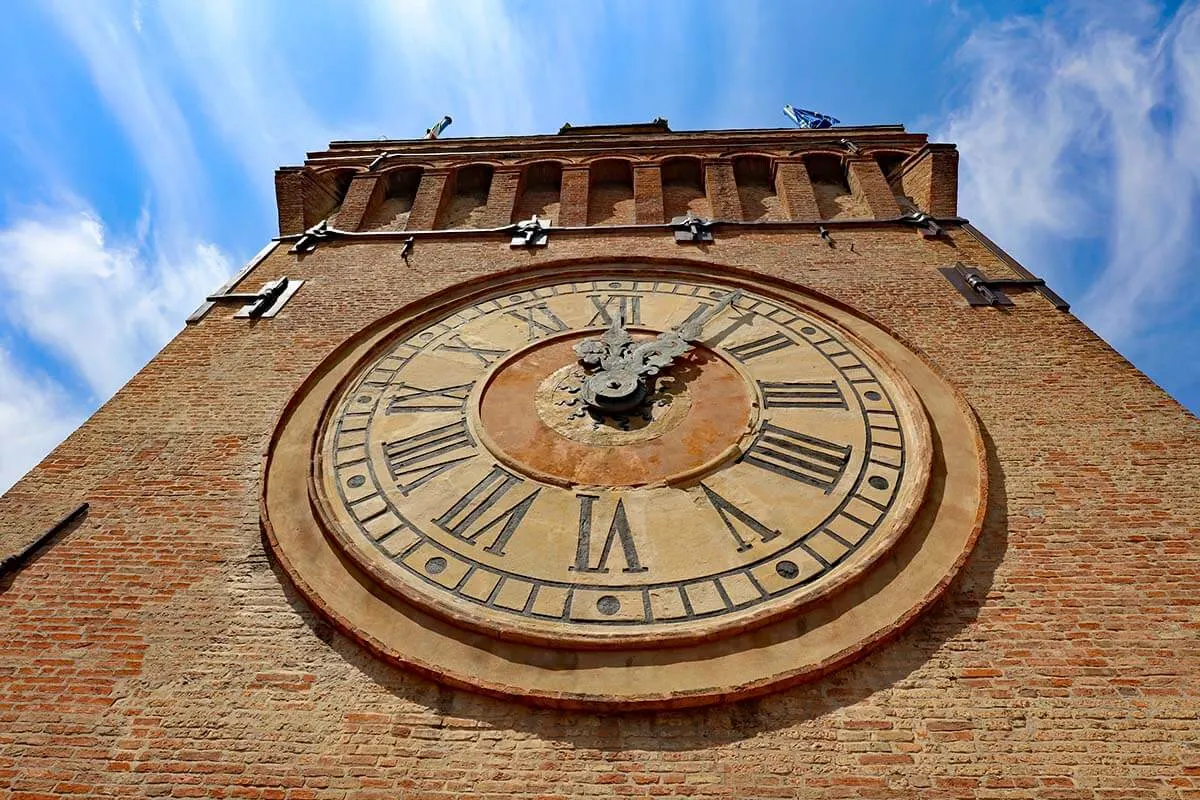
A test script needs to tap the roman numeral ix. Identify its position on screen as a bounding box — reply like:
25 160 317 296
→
385 381 474 413
742 423 851 493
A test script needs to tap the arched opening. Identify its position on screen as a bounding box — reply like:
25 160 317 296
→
661 157 710 220
515 161 562 222
311 168 356 225
587 160 634 225
439 164 494 229
733 156 781 222
805 154 869 220
362 168 422 231
873 151 908 181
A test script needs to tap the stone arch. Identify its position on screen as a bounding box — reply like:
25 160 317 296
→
732 154 782 222
660 156 710 220
514 161 563 223
438 163 494 229
362 167 423 231
587 159 635 225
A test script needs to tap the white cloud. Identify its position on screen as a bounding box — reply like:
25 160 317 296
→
45 0 213 252
0 346 82 494
0 207 229 401
942 1 1200 352
0 206 229 492
362 0 590 137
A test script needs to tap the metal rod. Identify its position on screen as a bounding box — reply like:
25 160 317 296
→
0 502 89 576
273 215 970 242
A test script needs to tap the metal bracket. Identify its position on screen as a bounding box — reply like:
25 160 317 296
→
939 262 1067 309
509 215 551 247
899 210 944 238
671 211 714 243
290 220 330 254
207 276 303 319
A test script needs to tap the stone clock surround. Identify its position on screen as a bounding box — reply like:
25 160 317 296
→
261 260 987 710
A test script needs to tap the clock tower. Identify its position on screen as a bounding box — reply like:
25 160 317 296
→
1 121 1196 796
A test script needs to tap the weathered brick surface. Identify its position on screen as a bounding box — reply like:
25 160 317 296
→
633 164 665 224
1 127 1197 798
405 168 450 231
775 158 821 220
703 158 742 221
332 173 382 231
846 157 901 218
894 145 960 217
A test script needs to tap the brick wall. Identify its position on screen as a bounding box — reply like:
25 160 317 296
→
1 130 1197 798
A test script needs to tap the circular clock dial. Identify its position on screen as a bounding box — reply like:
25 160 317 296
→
313 275 931 647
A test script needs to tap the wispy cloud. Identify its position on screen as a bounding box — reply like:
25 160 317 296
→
362 0 590 137
45 0 213 253
943 1 1200 360
0 344 81 493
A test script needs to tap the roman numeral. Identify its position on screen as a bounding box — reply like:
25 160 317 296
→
742 423 851 493
506 304 569 340
432 466 540 556
588 294 642 326
382 419 475 495
725 332 796 363
700 484 781 552
385 381 473 413
571 495 646 574
437 334 506 366
759 380 847 409
680 301 754 346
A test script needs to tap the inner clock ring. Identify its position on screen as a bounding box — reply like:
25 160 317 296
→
472 331 758 488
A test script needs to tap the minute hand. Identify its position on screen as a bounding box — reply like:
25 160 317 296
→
673 289 744 341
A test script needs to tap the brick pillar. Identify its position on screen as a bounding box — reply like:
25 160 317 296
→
333 174 383 231
275 168 307 235
632 164 664 224
774 159 820 220
703 158 742 221
893 144 959 217
405 169 451 231
846 157 901 218
479 167 521 228
558 166 590 227
275 167 344 235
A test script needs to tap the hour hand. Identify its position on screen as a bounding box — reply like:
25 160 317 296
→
674 289 743 341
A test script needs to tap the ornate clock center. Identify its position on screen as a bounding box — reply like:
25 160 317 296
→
474 332 756 487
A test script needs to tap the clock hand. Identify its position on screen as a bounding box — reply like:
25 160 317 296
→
619 289 746 377
673 289 744 341
574 290 747 412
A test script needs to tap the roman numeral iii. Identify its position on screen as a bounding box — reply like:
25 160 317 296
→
758 380 847 409
741 423 851 493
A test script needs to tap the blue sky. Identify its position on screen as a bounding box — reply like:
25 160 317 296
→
0 0 1197 490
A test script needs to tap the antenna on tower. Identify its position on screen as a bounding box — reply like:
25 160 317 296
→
424 115 453 139
783 105 840 129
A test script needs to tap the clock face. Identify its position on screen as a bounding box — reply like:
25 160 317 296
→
313 274 931 647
